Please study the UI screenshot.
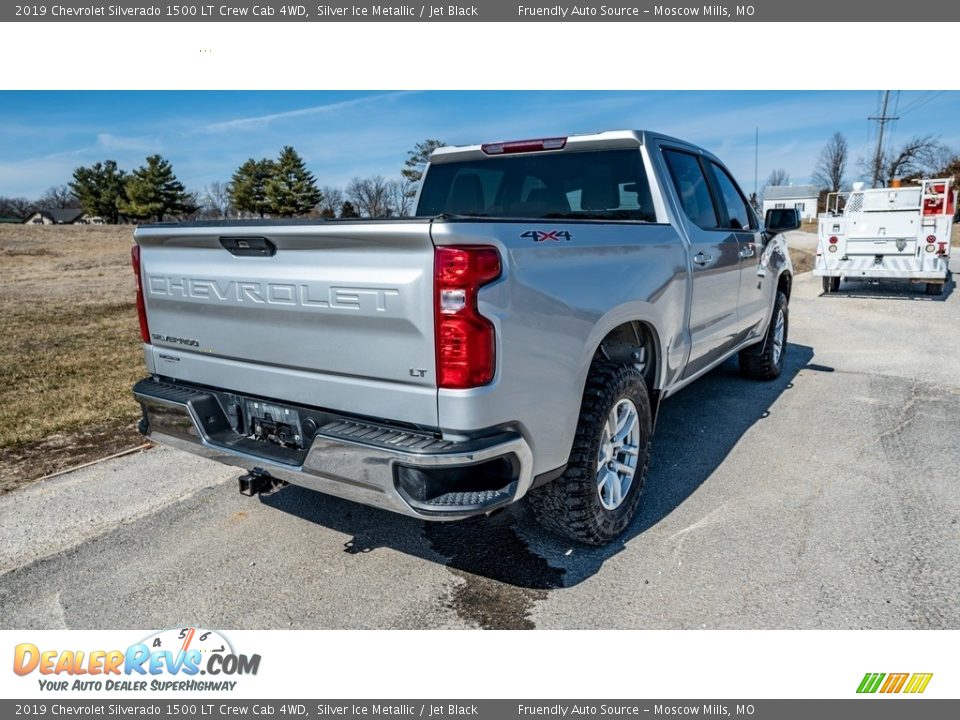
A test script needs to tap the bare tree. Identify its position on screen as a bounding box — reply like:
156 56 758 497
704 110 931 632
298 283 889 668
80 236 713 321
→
0 196 37 219
346 175 396 217
812 133 848 192
388 179 413 217
37 184 79 210
882 135 951 185
319 185 344 217
202 181 233 219
765 168 790 187
937 153 960 189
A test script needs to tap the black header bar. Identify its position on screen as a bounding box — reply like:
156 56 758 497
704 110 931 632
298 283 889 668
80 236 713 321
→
5 1 956 22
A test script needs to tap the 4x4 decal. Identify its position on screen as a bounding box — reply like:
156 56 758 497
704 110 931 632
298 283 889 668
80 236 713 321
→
521 230 573 242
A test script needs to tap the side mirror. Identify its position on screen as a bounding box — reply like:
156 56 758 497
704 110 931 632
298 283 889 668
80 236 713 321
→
764 207 801 234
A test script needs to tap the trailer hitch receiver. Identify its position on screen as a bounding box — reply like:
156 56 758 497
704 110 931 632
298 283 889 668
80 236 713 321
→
238 468 288 497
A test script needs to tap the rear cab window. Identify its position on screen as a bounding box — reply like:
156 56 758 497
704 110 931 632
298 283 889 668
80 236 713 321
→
416 149 657 222
708 162 756 230
661 149 719 229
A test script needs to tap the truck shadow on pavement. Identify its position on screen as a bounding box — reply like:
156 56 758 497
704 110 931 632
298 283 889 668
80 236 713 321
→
261 343 817 606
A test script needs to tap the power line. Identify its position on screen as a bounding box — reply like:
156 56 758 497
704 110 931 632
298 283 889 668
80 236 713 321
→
899 91 945 117
897 90 934 114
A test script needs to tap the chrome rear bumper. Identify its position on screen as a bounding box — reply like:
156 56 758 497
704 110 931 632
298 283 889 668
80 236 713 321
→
133 378 533 520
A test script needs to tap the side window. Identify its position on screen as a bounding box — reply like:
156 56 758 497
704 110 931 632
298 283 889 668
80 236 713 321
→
710 162 754 230
663 149 718 229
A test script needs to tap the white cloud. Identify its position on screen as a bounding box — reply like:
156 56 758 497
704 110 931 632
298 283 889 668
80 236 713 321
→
96 132 162 153
196 92 417 134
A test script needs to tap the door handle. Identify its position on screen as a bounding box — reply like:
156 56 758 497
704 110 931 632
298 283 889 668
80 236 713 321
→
693 252 712 266
739 244 756 259
220 236 276 257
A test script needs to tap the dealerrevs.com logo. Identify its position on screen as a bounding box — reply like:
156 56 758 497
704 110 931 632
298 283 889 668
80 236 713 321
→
13 627 261 693
857 672 933 694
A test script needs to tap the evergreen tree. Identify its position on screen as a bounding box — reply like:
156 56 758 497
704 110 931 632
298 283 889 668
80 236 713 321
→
119 155 195 222
339 200 360 218
401 139 445 198
265 146 321 217
70 160 127 223
229 158 274 218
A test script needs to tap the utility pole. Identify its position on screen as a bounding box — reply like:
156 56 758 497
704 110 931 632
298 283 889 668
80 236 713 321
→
749 127 759 211
869 90 899 188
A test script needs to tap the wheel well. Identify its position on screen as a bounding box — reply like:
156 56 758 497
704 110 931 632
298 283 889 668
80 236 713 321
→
778 271 793 301
595 321 659 394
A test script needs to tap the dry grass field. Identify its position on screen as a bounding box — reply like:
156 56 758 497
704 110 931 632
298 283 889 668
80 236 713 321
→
0 225 145 492
788 247 815 274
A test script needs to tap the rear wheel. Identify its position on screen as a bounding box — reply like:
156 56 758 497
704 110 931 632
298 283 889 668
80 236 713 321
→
739 291 788 381
528 362 652 546
822 276 840 293
925 282 944 296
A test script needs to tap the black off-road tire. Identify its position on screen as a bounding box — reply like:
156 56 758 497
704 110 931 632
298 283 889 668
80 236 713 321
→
739 290 789 381
822 276 840 294
925 282 944 296
528 362 652 546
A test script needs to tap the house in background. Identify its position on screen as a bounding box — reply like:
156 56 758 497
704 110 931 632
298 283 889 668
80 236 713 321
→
23 208 104 225
761 185 820 222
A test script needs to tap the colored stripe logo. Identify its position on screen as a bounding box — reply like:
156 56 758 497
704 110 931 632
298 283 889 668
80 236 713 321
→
857 672 933 694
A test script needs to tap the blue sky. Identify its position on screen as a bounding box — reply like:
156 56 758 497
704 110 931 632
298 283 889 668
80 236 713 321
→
1 90 957 199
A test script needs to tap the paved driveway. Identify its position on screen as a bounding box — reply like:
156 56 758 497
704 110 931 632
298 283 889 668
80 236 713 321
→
2 273 957 629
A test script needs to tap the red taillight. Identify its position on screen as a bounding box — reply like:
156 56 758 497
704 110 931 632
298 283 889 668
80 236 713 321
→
481 137 566 155
434 246 501 389
829 236 839 244
131 245 150 344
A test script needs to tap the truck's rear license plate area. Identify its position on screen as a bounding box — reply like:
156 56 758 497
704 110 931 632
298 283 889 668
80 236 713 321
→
246 400 304 449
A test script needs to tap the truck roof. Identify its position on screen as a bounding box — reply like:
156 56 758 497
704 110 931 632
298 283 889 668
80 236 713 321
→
428 129 702 164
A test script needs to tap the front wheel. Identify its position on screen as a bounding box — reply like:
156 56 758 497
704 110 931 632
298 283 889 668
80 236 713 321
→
739 291 788 381
528 363 652 546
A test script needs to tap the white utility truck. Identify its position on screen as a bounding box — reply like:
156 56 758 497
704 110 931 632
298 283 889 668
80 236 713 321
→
814 178 955 295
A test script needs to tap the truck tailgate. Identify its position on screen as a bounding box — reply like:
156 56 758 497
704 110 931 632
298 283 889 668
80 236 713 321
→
846 210 919 256
135 222 438 426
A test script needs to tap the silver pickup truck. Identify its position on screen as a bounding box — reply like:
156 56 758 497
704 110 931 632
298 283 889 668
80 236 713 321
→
131 130 798 545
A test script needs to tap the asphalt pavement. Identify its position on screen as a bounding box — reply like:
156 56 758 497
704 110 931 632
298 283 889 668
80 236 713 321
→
1 272 958 630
